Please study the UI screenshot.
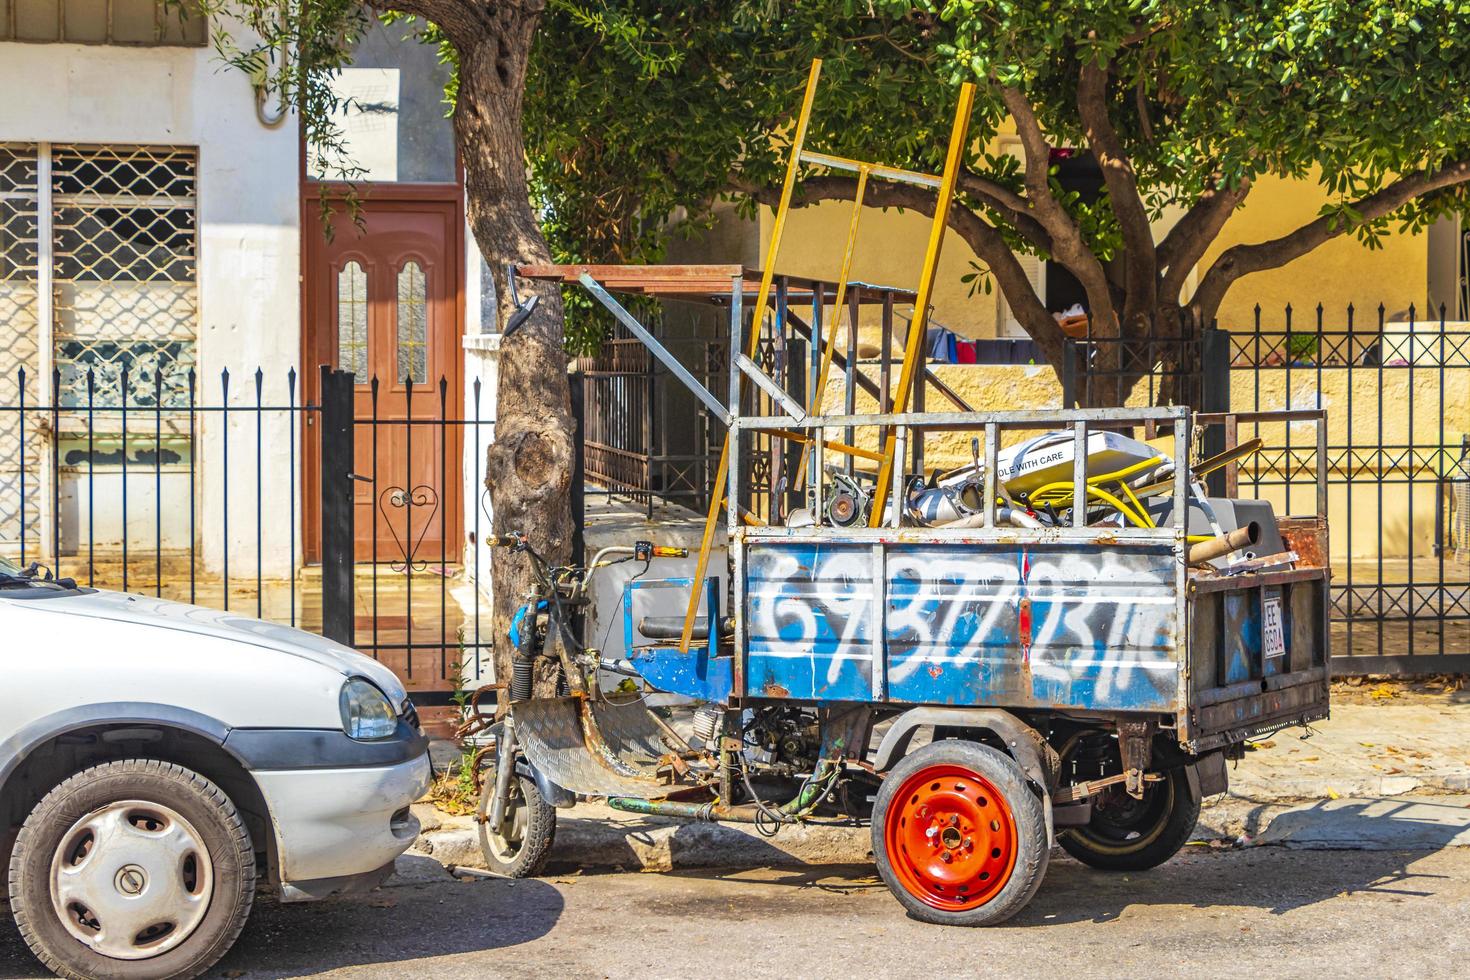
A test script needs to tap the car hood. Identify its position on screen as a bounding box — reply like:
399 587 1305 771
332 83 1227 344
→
22 589 409 703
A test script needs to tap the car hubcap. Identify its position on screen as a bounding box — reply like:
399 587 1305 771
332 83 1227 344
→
885 764 1017 911
49 801 214 960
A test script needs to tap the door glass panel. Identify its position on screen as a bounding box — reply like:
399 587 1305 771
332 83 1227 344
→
337 261 368 381
396 261 427 384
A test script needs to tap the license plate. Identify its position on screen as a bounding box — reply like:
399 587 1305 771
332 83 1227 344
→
1262 591 1286 660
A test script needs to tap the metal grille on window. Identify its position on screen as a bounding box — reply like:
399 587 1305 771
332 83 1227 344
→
0 142 198 559
53 145 198 408
338 261 369 381
1 0 208 45
396 261 427 384
0 145 40 552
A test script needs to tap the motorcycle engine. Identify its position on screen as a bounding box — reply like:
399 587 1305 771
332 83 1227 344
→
743 706 820 775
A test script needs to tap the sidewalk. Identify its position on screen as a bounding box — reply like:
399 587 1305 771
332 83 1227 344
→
414 691 1470 873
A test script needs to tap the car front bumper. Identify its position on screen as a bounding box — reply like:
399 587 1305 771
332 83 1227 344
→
249 747 431 887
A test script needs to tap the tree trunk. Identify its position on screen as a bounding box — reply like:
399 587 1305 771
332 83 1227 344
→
453 5 574 700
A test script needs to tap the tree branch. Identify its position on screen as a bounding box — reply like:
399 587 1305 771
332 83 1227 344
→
1076 59 1157 327
366 0 468 45
955 168 1053 254
1156 176 1251 303
1194 160 1470 322
999 85 1117 333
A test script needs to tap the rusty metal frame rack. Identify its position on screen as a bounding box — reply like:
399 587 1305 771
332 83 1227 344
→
517 264 935 518
726 400 1331 745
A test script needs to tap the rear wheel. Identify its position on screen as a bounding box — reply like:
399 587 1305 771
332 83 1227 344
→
475 724 556 878
7 759 255 980
872 740 1048 926
1057 732 1200 872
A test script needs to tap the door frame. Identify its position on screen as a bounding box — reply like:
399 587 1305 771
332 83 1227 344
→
299 181 466 564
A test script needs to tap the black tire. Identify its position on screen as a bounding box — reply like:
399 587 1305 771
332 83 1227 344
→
7 759 256 980
1059 765 1200 872
872 740 1049 927
476 726 556 878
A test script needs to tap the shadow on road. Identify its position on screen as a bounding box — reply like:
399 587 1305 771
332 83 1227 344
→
0 856 563 979
647 796 1470 927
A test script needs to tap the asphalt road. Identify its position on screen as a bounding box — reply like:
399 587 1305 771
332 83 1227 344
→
5 845 1469 979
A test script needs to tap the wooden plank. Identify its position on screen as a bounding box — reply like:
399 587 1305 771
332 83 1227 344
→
516 263 917 303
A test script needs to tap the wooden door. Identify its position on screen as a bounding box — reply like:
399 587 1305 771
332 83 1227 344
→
303 196 462 565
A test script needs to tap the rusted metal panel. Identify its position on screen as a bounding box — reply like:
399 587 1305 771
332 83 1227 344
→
744 542 878 701
1188 674 1330 753
1278 516 1328 568
517 263 917 303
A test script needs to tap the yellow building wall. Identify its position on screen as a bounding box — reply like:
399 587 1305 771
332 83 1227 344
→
1195 172 1427 330
746 170 1431 339
759 201 1001 346
815 363 1467 563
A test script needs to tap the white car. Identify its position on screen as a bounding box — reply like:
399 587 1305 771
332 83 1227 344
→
0 556 431 979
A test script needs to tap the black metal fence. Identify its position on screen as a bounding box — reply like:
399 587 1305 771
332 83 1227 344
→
1058 307 1470 675
7 303 1467 683
575 326 727 516
0 365 313 616
1223 305 1470 674
0 365 493 728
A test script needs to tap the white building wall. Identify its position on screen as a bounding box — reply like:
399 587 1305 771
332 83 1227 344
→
0 30 303 578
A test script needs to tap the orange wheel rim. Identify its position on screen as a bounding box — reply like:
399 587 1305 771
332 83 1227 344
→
885 764 1017 911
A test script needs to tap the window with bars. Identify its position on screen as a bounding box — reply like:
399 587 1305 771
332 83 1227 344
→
0 0 206 45
0 142 198 549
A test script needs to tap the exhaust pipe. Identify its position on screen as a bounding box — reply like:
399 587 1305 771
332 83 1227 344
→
1188 522 1260 564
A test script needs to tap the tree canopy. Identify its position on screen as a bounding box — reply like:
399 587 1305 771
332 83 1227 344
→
524 0 1470 374
213 0 1470 370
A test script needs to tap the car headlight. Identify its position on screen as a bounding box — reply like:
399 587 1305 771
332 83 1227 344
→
339 678 398 741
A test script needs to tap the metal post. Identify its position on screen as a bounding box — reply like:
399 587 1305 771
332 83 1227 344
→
570 371 586 568
1061 337 1078 410
36 141 55 562
1200 327 1231 496
319 366 355 647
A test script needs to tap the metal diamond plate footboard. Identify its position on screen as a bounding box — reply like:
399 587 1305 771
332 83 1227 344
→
514 696 674 799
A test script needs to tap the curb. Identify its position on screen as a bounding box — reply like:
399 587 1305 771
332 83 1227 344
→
411 802 873 873
412 786 1470 873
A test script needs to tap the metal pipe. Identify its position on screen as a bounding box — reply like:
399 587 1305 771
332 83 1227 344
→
943 506 1044 530
608 761 838 825
487 718 519 829
1187 522 1260 564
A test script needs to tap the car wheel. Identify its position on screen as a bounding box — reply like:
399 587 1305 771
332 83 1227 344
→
476 724 555 878
872 740 1049 926
7 759 256 980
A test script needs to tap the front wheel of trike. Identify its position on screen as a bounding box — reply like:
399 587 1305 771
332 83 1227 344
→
872 740 1049 926
476 724 556 878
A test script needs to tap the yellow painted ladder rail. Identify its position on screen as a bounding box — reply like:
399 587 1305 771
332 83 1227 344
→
678 59 977 651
